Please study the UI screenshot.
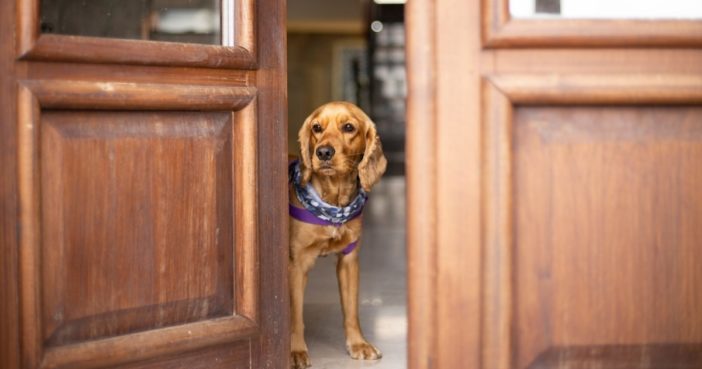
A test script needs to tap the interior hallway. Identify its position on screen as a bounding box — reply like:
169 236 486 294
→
303 175 407 369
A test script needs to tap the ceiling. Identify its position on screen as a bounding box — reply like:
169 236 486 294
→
287 0 365 33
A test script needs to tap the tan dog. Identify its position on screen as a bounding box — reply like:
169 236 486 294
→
289 102 387 368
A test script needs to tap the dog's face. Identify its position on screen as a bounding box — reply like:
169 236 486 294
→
298 101 387 192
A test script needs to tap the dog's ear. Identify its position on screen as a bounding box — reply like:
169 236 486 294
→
297 114 315 185
358 118 387 192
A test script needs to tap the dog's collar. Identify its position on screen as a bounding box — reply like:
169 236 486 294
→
288 160 367 225
289 203 363 226
288 204 360 255
288 160 366 256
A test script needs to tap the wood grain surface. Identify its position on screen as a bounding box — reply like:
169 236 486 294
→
3 0 288 367
406 0 702 368
405 0 438 368
0 1 20 367
514 106 702 369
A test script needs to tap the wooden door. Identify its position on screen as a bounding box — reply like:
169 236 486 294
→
0 0 288 368
406 0 702 368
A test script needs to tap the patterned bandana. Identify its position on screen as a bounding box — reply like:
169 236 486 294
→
289 160 367 225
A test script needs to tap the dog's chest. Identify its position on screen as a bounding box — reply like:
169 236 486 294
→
324 225 342 240
316 224 352 255
321 224 348 243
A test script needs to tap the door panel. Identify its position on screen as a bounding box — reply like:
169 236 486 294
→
2 0 288 367
481 81 702 369
16 77 262 369
513 106 702 368
406 0 702 368
41 112 234 346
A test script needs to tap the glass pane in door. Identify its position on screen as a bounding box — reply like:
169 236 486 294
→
510 0 702 19
40 0 222 45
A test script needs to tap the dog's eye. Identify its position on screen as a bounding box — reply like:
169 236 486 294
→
343 123 355 133
312 123 323 133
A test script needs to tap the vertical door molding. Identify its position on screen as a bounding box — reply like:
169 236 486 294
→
405 0 438 367
481 79 514 369
233 97 259 322
407 0 484 368
17 84 42 369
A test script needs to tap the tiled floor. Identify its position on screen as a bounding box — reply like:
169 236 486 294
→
303 176 407 369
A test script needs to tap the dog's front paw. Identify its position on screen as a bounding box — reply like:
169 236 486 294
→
347 342 382 360
291 350 311 369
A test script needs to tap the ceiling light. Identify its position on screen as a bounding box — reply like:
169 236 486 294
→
370 21 384 32
374 0 406 4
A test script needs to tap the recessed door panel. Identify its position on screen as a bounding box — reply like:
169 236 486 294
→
40 111 234 347
513 106 702 368
14 86 262 368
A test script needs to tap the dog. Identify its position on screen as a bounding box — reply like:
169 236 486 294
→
289 101 387 368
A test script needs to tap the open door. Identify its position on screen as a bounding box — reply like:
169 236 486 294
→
407 0 702 368
0 0 288 368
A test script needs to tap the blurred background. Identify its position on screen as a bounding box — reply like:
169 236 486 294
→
288 1 408 367
288 0 406 176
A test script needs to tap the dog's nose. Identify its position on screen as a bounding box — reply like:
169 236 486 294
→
315 146 335 161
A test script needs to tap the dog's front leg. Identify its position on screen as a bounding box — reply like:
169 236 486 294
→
289 261 311 369
336 250 382 360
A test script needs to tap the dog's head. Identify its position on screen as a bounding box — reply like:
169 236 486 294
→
298 101 387 192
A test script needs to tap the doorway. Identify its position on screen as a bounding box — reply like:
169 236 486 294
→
287 1 408 368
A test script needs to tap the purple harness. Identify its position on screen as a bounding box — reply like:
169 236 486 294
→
289 204 361 255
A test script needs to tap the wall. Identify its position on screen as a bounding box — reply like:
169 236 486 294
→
287 33 366 156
